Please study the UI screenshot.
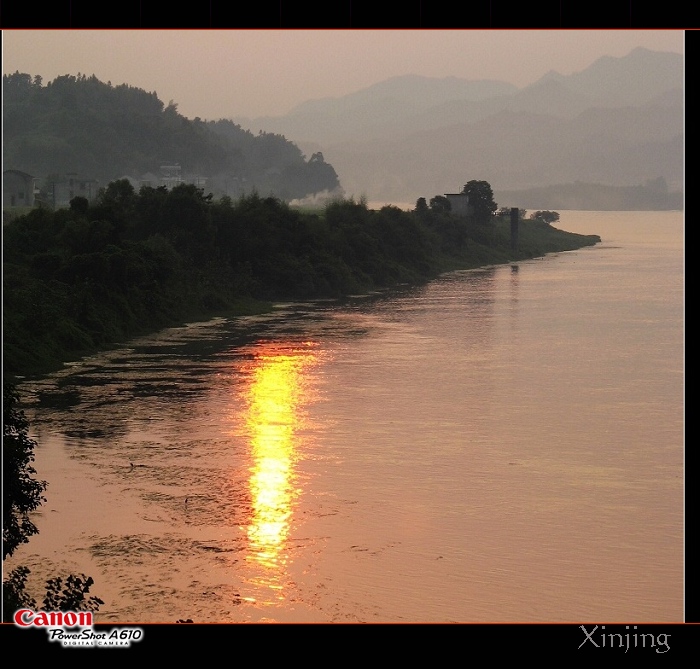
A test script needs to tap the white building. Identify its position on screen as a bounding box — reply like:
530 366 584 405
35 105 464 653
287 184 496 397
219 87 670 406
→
444 192 473 216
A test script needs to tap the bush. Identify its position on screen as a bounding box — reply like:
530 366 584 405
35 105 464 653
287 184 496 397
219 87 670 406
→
2 384 103 621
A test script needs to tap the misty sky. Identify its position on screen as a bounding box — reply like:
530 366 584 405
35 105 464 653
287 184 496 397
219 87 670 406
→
2 30 684 120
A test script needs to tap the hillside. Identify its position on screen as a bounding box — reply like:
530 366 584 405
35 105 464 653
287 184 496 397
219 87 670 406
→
2 72 341 202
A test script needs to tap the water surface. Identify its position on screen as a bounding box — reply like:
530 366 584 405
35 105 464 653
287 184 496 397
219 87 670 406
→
11 210 684 623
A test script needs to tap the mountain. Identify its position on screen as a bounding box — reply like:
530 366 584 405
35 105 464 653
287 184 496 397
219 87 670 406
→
236 48 683 205
2 73 341 202
5 47 682 208
322 94 682 201
531 47 683 107
233 75 518 144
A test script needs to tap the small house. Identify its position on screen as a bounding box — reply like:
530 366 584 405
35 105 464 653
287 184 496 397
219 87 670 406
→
3 170 37 208
444 193 473 216
160 164 182 190
139 172 161 189
50 173 99 208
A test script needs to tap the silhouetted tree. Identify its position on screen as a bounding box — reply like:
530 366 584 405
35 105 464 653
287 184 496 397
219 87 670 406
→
69 196 90 217
414 197 428 214
3 384 47 559
43 574 104 613
2 383 104 620
429 195 451 213
461 180 497 222
530 210 560 225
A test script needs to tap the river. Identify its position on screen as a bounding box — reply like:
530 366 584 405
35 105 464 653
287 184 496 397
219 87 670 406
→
9 210 684 623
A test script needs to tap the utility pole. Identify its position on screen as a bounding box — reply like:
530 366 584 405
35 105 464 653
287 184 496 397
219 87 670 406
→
510 207 519 250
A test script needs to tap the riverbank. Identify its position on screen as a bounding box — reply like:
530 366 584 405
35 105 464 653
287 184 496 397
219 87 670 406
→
3 189 599 381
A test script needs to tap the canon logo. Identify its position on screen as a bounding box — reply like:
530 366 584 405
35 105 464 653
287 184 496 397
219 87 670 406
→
13 609 94 627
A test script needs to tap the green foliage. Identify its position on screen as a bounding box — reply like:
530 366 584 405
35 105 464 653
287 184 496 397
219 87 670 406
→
414 197 428 214
2 384 104 621
3 73 340 202
530 210 561 225
2 385 47 559
461 180 497 222
429 195 451 213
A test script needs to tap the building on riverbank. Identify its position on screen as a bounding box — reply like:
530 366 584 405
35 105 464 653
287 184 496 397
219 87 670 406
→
3 169 38 208
445 192 473 216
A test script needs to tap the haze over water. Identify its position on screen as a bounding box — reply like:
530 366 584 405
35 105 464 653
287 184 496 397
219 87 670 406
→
10 211 683 623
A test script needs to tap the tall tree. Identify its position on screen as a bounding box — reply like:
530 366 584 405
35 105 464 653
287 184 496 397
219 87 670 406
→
461 180 497 223
530 210 560 225
429 195 451 213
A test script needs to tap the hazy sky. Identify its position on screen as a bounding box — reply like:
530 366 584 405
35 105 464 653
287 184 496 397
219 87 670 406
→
2 30 684 120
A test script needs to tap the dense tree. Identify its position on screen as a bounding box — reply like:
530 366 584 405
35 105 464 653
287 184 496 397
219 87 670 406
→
3 73 341 202
69 195 90 217
3 183 600 378
414 197 428 214
3 384 47 559
429 195 451 213
530 210 560 224
461 180 497 222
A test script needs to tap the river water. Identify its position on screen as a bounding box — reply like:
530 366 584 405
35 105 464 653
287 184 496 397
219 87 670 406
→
9 210 684 623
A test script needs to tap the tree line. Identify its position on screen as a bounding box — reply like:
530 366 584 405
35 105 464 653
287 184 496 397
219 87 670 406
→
4 180 599 380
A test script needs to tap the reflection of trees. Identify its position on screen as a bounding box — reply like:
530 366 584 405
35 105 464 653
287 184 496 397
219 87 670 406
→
452 268 497 350
462 267 497 306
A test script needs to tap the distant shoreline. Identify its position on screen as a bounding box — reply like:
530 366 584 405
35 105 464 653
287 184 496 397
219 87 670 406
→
3 192 599 382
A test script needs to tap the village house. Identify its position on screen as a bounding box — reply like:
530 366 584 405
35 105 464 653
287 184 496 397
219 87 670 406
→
49 173 99 208
444 192 473 216
159 164 182 190
120 168 207 192
3 169 38 208
184 174 208 189
138 172 161 189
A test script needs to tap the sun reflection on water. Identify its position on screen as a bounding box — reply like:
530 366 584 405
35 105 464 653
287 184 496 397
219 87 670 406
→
241 341 320 599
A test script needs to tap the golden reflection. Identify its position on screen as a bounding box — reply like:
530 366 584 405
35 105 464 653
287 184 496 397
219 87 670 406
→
241 341 319 598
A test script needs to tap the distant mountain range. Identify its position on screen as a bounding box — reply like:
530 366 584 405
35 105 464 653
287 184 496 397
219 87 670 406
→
232 47 683 206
